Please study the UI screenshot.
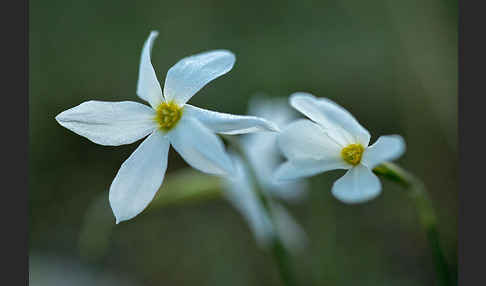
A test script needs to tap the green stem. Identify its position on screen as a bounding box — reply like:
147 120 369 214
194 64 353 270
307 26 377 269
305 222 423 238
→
373 162 452 286
271 237 297 286
224 136 298 286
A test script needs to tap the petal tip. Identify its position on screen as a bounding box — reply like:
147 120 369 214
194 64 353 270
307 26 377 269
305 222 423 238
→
113 212 129 224
208 49 236 68
393 135 406 154
218 49 236 58
256 119 281 133
394 134 406 147
149 30 159 39
267 121 281 133
54 113 63 123
338 191 381 204
289 91 314 102
288 92 317 112
54 111 71 128
220 50 236 69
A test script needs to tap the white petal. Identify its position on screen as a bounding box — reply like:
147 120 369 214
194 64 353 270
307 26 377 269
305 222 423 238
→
183 104 279 134
109 131 169 223
55 101 157 146
168 116 234 176
222 154 274 247
290 92 370 146
274 159 350 181
163 50 235 105
361 135 406 169
278 119 343 161
136 31 163 108
331 164 381 204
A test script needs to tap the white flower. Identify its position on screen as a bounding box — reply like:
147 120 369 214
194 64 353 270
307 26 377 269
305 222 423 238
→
274 92 406 204
222 97 308 251
55 31 278 223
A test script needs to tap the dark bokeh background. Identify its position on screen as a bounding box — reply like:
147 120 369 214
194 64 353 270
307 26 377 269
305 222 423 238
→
30 0 457 285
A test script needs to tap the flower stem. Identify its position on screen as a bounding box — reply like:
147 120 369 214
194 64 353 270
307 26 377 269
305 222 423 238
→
223 135 298 286
271 236 298 286
373 162 452 286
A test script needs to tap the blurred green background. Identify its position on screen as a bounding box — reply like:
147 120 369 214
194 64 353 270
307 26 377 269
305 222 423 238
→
29 0 457 285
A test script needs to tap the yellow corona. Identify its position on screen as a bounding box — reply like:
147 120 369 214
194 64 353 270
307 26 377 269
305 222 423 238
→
154 101 183 131
341 144 364 166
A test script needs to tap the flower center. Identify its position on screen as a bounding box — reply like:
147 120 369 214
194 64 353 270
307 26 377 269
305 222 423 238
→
341 144 364 165
154 101 183 131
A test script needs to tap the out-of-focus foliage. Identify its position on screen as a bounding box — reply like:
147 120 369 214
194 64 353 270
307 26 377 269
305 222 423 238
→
30 0 457 285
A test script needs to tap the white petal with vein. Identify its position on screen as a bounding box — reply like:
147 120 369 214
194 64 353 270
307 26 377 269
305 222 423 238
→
109 131 169 223
290 92 370 146
55 101 156 146
331 164 381 204
136 31 164 108
183 104 279 134
164 50 235 105
278 119 343 161
361 135 406 169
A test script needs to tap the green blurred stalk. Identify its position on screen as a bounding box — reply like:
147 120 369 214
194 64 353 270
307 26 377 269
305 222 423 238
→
373 162 452 286
148 168 223 209
225 136 298 286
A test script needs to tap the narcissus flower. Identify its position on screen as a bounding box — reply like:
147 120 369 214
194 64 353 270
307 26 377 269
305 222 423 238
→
55 31 278 223
274 92 405 204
